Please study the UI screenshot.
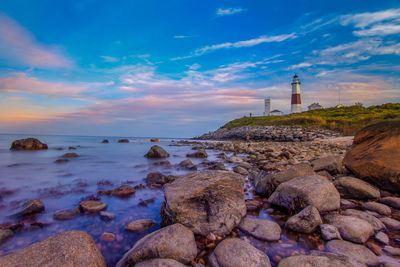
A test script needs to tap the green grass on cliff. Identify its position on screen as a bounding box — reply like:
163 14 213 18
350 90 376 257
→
222 103 400 135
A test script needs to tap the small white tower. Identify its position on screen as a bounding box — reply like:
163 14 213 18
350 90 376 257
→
291 74 302 113
264 97 271 116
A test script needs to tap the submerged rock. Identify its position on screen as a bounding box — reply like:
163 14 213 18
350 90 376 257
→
145 145 170 158
161 170 246 236
99 211 116 221
0 230 106 267
209 238 271 267
238 217 281 241
53 208 80 220
125 219 157 232
108 185 136 197
118 139 129 143
0 229 14 245
187 148 208 158
334 177 380 200
116 224 197 267
146 172 168 186
79 200 107 213
101 139 109 143
20 199 45 215
62 152 78 158
150 138 160 142
10 138 48 150
285 205 322 234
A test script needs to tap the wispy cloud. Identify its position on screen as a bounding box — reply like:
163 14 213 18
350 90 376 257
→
0 12 72 68
287 62 312 70
340 8 400 28
353 24 400 37
216 7 245 16
100 56 120 62
174 35 190 39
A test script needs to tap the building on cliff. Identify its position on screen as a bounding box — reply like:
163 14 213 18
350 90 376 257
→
270 109 284 116
291 74 302 113
308 102 323 111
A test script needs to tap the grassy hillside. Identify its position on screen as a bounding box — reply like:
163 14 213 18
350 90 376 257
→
222 103 400 135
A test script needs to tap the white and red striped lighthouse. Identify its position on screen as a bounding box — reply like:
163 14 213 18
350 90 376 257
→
291 74 302 113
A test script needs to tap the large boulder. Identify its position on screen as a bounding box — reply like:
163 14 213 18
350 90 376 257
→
146 172 168 186
238 218 281 241
324 214 374 244
254 163 315 196
161 171 246 236
326 240 379 266
209 238 271 267
20 198 45 215
268 175 340 212
334 177 380 199
343 120 400 192
10 138 48 150
285 205 322 234
145 145 170 158
116 224 197 267
0 231 106 267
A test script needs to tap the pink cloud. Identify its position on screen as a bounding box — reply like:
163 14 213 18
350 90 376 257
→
0 12 72 68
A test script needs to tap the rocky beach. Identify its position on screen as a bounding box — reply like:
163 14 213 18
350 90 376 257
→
0 120 400 267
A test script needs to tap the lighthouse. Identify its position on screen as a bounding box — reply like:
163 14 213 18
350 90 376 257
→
291 74 302 113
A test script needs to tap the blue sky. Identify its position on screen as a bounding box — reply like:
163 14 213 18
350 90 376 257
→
0 0 399 137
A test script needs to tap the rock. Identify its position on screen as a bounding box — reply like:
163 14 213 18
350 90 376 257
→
101 139 109 143
62 152 78 158
380 217 400 230
118 139 129 143
342 209 385 232
361 202 391 216
125 219 157 232
245 199 263 212
10 138 48 150
187 149 208 158
209 162 226 171
254 163 315 196
146 172 167 186
150 138 160 142
116 224 197 267
383 246 400 256
379 197 400 209
208 238 271 267
99 211 116 221
20 199 44 215
320 224 342 241
134 259 187 267
178 159 194 168
278 255 353 267
161 171 246 236
228 156 243 163
375 231 389 245
326 240 379 266
0 229 13 245
145 145 170 158
341 199 358 209
233 166 248 176
237 162 252 170
334 177 380 199
324 214 374 243
54 208 80 220
311 155 342 175
309 251 367 267
238 217 281 241
108 185 136 197
79 200 107 213
343 120 400 193
268 175 340 212
285 205 322 234
55 159 69 163
0 230 106 267
100 232 115 242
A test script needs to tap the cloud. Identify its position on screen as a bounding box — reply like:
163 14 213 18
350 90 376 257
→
353 24 400 37
287 62 312 70
174 35 190 39
100 56 120 62
340 8 400 28
216 7 245 16
0 12 72 68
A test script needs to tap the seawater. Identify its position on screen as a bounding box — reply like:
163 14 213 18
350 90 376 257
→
0 134 227 265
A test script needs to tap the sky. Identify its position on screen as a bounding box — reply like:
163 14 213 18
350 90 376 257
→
0 0 400 137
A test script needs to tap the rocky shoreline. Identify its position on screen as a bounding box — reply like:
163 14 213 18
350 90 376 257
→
1 120 400 266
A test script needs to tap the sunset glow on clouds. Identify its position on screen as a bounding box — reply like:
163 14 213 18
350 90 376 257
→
0 1 399 137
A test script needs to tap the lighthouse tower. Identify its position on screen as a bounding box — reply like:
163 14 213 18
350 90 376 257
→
291 74 302 113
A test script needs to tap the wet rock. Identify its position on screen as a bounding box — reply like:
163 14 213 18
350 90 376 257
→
187 148 208 158
208 162 226 171
161 171 246 236
238 217 281 241
342 209 385 232
101 139 109 143
146 172 167 186
375 231 389 245
383 246 400 256
10 138 48 150
309 251 366 267
311 155 343 175
0 229 13 245
361 202 391 216
145 145 170 158
233 165 248 176
285 205 322 234
268 175 340 213
278 255 352 267
118 139 129 143
341 199 358 209
379 197 400 209
108 185 136 197
178 159 194 168
245 199 263 212
324 214 374 244
254 163 315 197
54 208 80 220
116 224 197 267
334 177 380 199
320 224 342 241
380 217 400 230
228 156 243 163
20 199 45 215
326 240 379 266
62 152 78 158
208 238 271 267
55 159 69 163
237 162 252 170
0 230 106 267
79 200 107 213
343 120 400 193
134 259 186 267
101 232 115 242
150 138 160 142
99 211 116 221
125 219 157 232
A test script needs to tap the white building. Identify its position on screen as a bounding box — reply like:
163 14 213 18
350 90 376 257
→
264 98 271 116
308 103 323 111
270 109 284 116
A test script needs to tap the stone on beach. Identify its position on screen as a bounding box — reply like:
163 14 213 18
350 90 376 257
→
334 176 380 199
311 155 343 175
268 175 340 212
361 202 391 216
161 170 246 236
233 165 249 175
319 224 342 241
309 251 367 267
53 208 80 220
79 200 107 213
20 198 45 215
326 240 379 266
0 229 14 245
375 231 389 245
0 230 106 267
146 172 168 186
208 238 271 267
238 217 281 241
134 259 187 267
145 145 170 158
116 224 197 267
342 209 386 232
108 185 136 197
187 148 208 158
10 138 48 150
285 205 322 234
379 217 400 230
125 219 157 232
379 197 400 209
278 255 354 267
118 139 129 143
